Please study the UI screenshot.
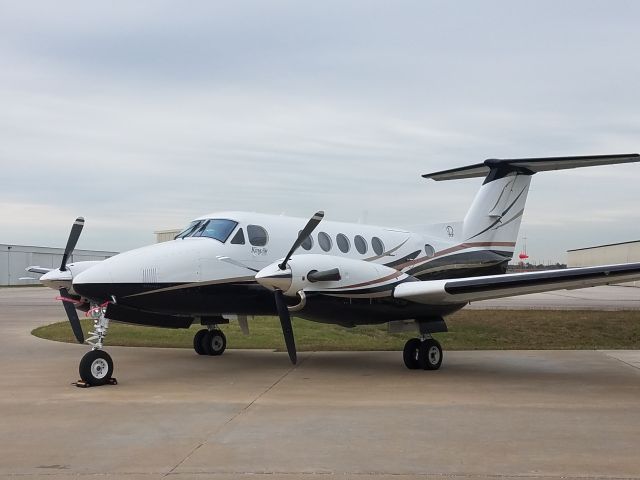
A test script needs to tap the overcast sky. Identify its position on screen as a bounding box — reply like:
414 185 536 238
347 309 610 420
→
1 1 639 262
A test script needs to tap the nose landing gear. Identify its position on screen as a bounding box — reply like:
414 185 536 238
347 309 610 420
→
403 335 443 370
77 303 116 386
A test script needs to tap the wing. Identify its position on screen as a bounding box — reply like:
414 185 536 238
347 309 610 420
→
393 263 640 305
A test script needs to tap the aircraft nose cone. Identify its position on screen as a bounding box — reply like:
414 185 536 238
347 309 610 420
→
255 265 293 292
72 263 113 301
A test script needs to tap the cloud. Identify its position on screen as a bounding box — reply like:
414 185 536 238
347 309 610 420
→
1 1 639 260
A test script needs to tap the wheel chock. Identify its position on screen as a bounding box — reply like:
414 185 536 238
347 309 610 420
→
72 377 118 388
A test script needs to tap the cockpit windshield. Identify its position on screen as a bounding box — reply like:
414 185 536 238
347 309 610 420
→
175 220 202 239
175 219 238 243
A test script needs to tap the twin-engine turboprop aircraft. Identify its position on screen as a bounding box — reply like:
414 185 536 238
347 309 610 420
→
31 153 640 386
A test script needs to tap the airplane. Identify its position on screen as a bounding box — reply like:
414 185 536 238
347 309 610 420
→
29 153 640 386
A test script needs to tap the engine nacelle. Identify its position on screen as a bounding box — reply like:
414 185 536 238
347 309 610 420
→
255 254 413 298
40 261 103 294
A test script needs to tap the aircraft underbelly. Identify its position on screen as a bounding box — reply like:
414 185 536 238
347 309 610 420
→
77 281 463 328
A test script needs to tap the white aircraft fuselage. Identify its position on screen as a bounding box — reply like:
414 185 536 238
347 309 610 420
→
71 211 498 326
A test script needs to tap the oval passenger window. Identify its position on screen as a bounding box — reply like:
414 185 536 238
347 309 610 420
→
371 237 385 255
247 225 268 246
424 244 435 258
318 232 332 252
354 235 368 254
336 233 350 253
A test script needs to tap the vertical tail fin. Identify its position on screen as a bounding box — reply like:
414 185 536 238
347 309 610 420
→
423 153 639 261
461 172 531 252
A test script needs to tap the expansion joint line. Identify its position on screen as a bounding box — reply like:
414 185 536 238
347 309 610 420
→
163 352 314 477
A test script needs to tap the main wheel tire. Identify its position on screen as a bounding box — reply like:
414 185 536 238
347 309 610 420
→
403 338 421 369
418 339 443 370
79 350 114 386
202 329 227 356
193 329 208 355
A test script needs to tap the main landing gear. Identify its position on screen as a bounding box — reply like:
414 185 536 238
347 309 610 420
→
403 336 443 370
78 303 116 386
193 326 227 356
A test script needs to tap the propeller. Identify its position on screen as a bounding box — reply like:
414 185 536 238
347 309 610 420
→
59 287 84 343
271 211 324 364
60 217 85 271
216 211 326 364
274 289 297 364
278 211 324 270
58 217 86 343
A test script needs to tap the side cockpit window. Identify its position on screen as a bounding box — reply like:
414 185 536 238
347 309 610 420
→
247 225 268 246
230 228 245 245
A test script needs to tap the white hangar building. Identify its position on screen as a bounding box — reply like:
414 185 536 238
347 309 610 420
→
154 229 181 243
0 244 118 286
567 240 640 287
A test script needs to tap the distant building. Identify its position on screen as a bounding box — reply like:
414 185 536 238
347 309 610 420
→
0 244 118 286
155 229 181 243
567 240 640 287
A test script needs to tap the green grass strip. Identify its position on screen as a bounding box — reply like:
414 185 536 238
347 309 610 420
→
32 310 640 351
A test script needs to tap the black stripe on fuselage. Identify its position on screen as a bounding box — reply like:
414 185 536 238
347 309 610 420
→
74 281 276 316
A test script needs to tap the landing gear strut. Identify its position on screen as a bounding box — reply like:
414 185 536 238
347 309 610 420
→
78 303 115 386
193 326 227 356
403 335 443 370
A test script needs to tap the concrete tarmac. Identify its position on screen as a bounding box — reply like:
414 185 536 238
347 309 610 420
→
1 287 639 480
469 284 640 310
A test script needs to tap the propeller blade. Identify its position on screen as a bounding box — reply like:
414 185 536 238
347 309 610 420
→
274 289 297 364
279 211 324 270
59 288 84 344
60 217 85 271
307 268 341 283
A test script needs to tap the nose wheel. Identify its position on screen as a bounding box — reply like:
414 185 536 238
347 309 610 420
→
79 349 114 385
74 303 117 387
403 336 443 370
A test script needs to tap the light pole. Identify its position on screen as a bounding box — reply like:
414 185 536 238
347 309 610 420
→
7 245 12 286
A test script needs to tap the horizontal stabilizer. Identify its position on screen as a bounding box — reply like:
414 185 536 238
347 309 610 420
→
423 153 639 181
394 263 640 305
